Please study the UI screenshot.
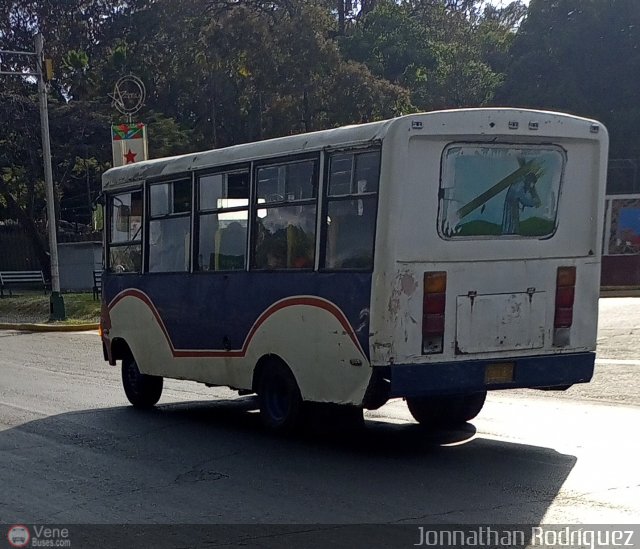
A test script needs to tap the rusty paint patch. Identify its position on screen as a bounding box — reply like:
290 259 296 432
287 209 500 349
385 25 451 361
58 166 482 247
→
389 271 417 315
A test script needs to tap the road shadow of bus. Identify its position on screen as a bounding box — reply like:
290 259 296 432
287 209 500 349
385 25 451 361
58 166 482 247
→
0 397 576 534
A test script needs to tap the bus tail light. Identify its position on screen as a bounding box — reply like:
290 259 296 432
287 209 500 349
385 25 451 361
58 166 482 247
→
423 271 446 354
553 266 576 346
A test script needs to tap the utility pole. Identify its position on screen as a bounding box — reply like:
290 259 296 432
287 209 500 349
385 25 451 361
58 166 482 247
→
35 34 65 320
0 33 65 319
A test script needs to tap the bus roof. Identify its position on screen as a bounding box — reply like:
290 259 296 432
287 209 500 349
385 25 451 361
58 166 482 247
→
102 117 393 191
102 109 604 192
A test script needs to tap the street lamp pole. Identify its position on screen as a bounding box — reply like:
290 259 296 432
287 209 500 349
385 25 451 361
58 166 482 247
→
34 33 65 320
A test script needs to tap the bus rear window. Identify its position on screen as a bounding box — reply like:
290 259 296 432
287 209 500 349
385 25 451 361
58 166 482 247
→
439 144 565 239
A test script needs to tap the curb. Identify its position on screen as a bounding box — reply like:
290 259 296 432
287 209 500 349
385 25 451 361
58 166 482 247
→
0 322 99 332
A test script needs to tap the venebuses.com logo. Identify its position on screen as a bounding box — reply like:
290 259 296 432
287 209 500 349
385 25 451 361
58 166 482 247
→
6 525 71 548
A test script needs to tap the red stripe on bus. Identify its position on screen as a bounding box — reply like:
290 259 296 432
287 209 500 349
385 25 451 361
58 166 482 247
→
108 290 365 359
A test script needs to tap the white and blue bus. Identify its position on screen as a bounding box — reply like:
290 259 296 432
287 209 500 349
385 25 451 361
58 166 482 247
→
100 108 608 432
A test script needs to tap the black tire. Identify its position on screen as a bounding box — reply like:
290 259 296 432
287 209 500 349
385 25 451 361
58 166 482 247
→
406 391 487 428
121 354 163 409
257 361 303 434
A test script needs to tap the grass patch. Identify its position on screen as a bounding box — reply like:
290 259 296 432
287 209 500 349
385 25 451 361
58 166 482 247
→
0 292 100 324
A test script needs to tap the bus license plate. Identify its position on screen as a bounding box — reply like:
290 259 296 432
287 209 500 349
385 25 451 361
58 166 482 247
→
485 362 514 384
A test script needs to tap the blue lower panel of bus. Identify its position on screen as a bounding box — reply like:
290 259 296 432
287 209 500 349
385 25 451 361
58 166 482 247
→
104 271 373 359
388 352 595 397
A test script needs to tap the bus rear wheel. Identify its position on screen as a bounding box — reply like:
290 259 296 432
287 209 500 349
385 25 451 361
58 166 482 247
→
406 392 486 428
257 361 303 434
122 354 163 409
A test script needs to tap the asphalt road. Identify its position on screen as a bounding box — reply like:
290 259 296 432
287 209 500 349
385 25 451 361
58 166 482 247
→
0 298 639 546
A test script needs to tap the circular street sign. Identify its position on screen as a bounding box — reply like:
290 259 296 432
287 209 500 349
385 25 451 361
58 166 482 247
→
110 75 146 116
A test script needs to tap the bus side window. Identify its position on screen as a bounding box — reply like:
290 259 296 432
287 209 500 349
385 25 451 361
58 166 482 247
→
324 150 380 270
326 200 377 269
253 159 318 270
254 205 316 270
108 190 143 273
197 171 249 272
148 179 192 273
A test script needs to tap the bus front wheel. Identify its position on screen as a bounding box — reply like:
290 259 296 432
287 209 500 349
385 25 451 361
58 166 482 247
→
257 361 303 434
406 392 486 428
122 355 163 409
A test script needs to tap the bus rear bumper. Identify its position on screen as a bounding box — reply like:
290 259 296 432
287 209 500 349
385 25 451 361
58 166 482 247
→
384 351 595 400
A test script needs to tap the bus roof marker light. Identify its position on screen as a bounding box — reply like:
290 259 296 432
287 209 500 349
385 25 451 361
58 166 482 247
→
411 120 423 130
529 121 539 130
508 121 518 130
590 124 600 134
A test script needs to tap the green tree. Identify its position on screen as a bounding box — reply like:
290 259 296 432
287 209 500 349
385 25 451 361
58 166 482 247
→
340 1 435 88
193 1 409 145
60 50 94 100
498 0 640 157
341 0 507 110
0 91 54 273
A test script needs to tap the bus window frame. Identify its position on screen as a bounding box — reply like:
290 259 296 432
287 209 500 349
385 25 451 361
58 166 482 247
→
106 185 145 274
250 152 321 272
437 141 567 241
145 175 194 274
194 163 251 273
319 146 381 273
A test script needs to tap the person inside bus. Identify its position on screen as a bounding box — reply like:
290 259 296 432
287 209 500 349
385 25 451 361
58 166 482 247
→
286 224 314 268
148 218 190 272
214 221 246 270
260 230 287 269
255 209 287 269
501 172 541 235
